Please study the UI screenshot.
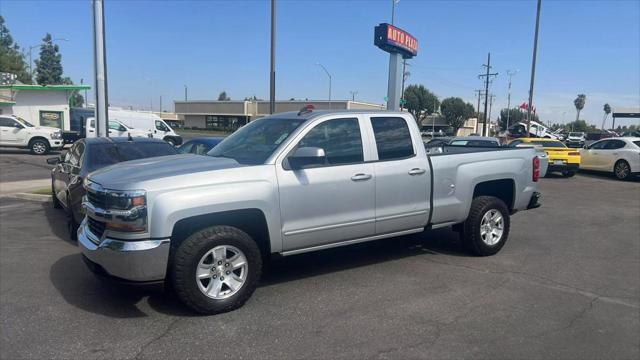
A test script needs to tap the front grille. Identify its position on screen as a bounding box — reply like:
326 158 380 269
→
88 217 106 238
87 191 107 209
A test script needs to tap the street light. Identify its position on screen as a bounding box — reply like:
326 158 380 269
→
315 62 331 109
505 69 519 131
28 38 69 79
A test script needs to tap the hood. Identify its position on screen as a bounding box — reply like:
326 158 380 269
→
88 154 245 189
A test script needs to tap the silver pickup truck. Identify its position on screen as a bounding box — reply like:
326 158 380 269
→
79 109 542 314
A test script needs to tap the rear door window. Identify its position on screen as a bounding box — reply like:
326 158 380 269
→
603 140 625 150
370 117 414 160
589 141 607 149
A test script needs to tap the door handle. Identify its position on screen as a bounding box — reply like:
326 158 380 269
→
408 168 426 175
351 173 372 181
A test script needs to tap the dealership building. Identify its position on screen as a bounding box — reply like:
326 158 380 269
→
0 83 91 130
174 100 385 130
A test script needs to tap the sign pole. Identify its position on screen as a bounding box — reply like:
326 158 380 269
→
92 0 109 137
387 53 402 111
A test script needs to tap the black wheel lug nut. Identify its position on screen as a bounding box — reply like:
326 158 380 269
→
225 271 230 275
220 276 224 281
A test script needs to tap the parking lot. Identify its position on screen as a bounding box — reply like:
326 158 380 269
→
0 159 638 359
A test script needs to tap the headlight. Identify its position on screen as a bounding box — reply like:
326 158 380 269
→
50 131 62 139
83 183 148 233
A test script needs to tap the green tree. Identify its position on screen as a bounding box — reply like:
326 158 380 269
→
61 77 84 107
573 94 586 121
0 15 32 84
403 84 439 125
34 33 63 85
440 97 474 135
601 103 611 129
217 91 230 101
567 119 589 132
497 108 539 131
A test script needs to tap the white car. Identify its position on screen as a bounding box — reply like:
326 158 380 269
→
0 115 64 155
580 137 640 180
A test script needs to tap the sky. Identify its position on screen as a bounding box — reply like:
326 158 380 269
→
1 0 639 127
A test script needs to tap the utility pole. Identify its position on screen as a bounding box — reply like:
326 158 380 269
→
349 91 358 101
506 69 518 131
488 94 496 134
400 59 410 110
269 0 276 114
478 53 498 136
160 95 162 113
92 0 109 137
184 85 187 101
475 89 484 134
527 0 542 133
391 0 399 25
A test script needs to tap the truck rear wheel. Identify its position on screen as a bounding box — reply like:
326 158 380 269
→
463 196 510 256
171 225 262 314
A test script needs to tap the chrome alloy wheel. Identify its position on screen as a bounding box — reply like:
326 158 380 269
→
196 245 248 299
480 209 504 246
615 161 630 179
32 141 46 154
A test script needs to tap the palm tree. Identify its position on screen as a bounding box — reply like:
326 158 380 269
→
601 103 611 130
574 94 586 121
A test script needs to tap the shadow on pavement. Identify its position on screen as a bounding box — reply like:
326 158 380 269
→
578 169 640 182
49 226 469 318
41 201 76 245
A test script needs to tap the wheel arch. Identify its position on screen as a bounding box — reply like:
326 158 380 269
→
472 178 515 211
28 136 50 147
169 208 271 261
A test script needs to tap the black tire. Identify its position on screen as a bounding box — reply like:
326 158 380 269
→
171 225 262 314
562 170 576 177
614 160 631 180
462 196 511 256
52 180 62 209
29 139 50 155
165 137 176 146
66 195 78 241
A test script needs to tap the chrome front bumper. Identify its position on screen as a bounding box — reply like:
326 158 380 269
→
78 218 170 282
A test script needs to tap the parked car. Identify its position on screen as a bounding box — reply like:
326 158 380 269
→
508 138 580 177
177 137 225 155
579 137 640 180
565 132 586 148
79 108 542 314
0 115 64 155
48 137 178 239
507 121 559 139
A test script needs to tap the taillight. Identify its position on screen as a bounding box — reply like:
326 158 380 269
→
533 156 540 182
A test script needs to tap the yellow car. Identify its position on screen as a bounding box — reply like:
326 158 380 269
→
508 138 580 177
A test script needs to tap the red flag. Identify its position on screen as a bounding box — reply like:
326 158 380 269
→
519 102 528 110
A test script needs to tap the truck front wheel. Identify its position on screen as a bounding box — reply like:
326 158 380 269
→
171 225 262 314
463 196 511 256
29 139 50 155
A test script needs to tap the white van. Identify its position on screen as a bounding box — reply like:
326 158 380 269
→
109 110 182 146
85 118 151 139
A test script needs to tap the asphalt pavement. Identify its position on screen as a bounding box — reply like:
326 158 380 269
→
0 174 639 359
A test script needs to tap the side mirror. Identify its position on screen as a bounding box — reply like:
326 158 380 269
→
46 156 60 165
288 147 326 170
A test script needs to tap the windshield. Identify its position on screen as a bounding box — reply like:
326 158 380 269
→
530 140 566 148
208 118 306 165
14 116 34 127
87 142 177 172
569 132 582 137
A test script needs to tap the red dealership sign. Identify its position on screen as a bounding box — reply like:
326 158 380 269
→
374 23 418 58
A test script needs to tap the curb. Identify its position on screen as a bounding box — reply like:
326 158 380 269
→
1 193 52 203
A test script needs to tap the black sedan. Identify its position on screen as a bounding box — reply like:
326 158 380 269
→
48 137 178 240
177 137 225 155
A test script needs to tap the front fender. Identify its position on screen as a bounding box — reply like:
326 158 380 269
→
148 179 283 253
